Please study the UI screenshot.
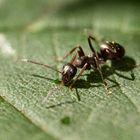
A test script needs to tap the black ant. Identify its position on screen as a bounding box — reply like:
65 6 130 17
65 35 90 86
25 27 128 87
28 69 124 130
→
22 35 134 99
60 36 125 89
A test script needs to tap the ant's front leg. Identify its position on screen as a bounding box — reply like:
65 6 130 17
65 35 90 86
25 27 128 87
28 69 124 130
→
57 45 85 62
69 63 88 89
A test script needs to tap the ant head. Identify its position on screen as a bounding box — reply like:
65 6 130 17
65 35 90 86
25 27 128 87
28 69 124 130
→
101 41 125 60
61 63 77 86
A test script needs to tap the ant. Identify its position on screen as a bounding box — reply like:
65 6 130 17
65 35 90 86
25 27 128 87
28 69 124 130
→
22 35 133 99
58 36 125 90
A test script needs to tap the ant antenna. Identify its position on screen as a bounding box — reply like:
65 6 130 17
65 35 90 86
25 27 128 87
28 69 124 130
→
21 59 62 74
21 59 80 103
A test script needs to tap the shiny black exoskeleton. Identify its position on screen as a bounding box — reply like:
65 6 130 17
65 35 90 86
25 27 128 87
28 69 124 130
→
100 41 125 61
62 63 77 86
61 36 125 87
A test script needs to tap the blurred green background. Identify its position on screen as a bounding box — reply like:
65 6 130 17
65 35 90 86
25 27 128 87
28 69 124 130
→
0 0 139 32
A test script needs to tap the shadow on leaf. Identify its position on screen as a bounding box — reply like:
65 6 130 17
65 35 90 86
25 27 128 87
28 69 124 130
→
46 100 75 109
29 56 137 107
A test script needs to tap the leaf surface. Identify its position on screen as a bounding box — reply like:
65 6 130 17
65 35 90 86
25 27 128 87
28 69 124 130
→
0 0 140 140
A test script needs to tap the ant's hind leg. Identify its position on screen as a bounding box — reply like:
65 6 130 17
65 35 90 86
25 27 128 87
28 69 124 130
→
57 45 85 61
43 85 61 104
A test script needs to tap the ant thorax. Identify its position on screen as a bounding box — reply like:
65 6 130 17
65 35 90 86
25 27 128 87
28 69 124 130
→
74 56 91 70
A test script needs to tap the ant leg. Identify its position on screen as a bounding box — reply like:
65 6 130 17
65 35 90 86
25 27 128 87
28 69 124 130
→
88 35 102 54
59 45 86 66
88 36 96 53
88 35 104 54
94 57 110 94
69 63 88 89
69 52 78 64
88 36 110 94
69 47 86 64
43 85 61 104
58 45 85 61
75 88 81 101
88 36 109 92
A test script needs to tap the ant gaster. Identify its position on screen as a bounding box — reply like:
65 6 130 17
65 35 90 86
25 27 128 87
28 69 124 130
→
22 36 125 95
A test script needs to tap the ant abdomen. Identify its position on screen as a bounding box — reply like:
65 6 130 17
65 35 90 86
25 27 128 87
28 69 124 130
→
100 41 125 61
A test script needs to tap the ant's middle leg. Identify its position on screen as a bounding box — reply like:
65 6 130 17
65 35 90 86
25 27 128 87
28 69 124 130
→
88 36 96 53
88 35 98 54
88 35 105 54
58 45 85 61
93 57 111 94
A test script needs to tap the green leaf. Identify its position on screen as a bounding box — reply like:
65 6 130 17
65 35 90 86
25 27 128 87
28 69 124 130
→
0 97 58 140
0 0 140 140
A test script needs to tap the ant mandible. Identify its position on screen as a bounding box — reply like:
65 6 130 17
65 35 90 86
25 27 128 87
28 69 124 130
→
22 36 125 94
